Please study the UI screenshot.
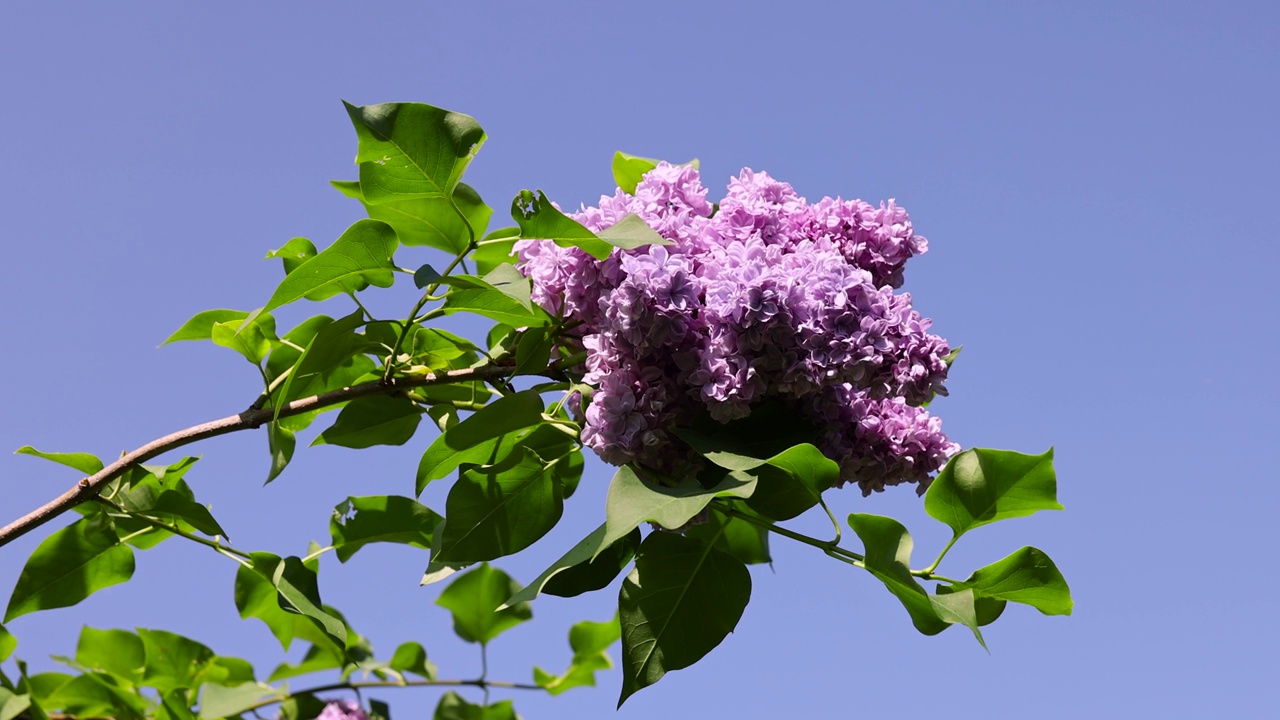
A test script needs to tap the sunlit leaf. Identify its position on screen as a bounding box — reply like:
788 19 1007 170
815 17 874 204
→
334 179 491 254
846 513 949 636
264 238 318 276
162 309 249 346
14 447 103 476
312 395 422 449
4 518 134 622
344 101 485 205
511 189 612 260
263 220 398 312
435 564 530 645
948 546 1072 616
925 448 1061 538
534 615 621 695
197 682 283 720
330 495 442 563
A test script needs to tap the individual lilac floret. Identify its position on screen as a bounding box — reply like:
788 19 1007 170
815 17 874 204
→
516 162 956 491
316 700 369 720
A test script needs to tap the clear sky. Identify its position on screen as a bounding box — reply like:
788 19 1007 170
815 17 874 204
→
1 1 1277 718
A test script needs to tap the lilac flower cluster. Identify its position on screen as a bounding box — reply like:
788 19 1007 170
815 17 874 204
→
316 700 369 720
516 163 959 494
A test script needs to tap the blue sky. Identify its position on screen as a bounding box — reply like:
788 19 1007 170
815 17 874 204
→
1 1 1277 717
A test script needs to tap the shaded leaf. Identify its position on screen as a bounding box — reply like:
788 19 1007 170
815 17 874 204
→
847 513 949 636
596 214 672 250
246 553 347 651
435 449 563 563
265 421 295 484
433 691 517 720
416 390 546 493
330 495 443 563
687 505 771 565
618 532 750 706
313 395 422 449
599 466 755 559
502 524 640 609
198 682 283 720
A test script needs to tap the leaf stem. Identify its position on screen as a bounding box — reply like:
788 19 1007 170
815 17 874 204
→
714 501 864 564
385 241 476 381
97 498 251 561
921 534 960 576
818 498 841 545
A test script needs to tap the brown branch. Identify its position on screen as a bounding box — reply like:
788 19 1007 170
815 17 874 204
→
0 364 518 549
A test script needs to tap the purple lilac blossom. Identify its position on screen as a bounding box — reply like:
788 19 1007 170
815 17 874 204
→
316 700 369 720
515 162 955 493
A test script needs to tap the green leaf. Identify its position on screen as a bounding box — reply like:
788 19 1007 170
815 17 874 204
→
679 439 839 522
14 446 103 475
511 189 613 260
441 266 547 327
4 518 135 622
388 642 435 680
596 214 673 250
266 642 343 682
846 513 949 636
534 615 621 695
948 546 1072 616
277 693 327 720
211 309 277 365
137 629 214 694
473 229 519 276
198 682 283 720
0 690 30 720
75 627 144 684
420 519 469 587
265 421 295 484
157 690 198 720
687 505 771 565
199 656 256 687
500 524 638 609
40 672 145 720
416 389 546 492
513 327 553 377
334 179 491 254
247 553 347 651
618 532 750 706
924 448 1061 539
162 309 249 345
435 448 564 563
598 466 756 559
611 152 699 194
433 691 517 720
0 625 14 663
330 495 443 563
344 101 485 205
263 219 399 312
264 237 318 276
148 490 227 538
435 564 531 645
313 395 422 449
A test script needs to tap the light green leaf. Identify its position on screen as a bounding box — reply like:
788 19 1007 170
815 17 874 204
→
330 495 443 563
75 627 144 684
535 615 621 695
210 309 277 365
435 564 531 645
344 101 485 205
598 466 755 559
441 266 547 327
596 214 673 250
247 553 347 651
4 518 135 622
0 625 14 663
618 531 750 706
0 690 30 720
312 395 422 449
847 513 949 636
511 189 612 260
198 682 283 720
334 179 491 254
611 151 660 194
388 642 435 680
40 672 145 720
14 446 103 475
162 309 249 345
264 238 318 276
157 690 198 720
925 448 1061 538
266 642 342 682
139 629 214 694
473 228 519 276
435 449 563 563
948 546 1072 616
263 219 399 312
433 691 517 720
272 310 366 419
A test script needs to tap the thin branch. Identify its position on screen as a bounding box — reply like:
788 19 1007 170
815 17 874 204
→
1 363 521 548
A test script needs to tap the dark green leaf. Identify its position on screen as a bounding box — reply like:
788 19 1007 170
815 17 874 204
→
388 642 435 680
511 189 612 259
435 449 563 563
688 505 771 565
501 524 639 608
513 327 553 377
4 518 134 622
162 309 250 346
618 532 750 706
344 101 485 205
413 263 442 288
277 693 327 720
334 179 490 254
330 495 443 563
596 214 673 250
313 395 422 449
435 564 531 645
271 310 367 419
846 513 949 636
263 220 399 312
599 466 755 558
75 627 144 684
157 690 197 720
420 519 469 587
265 421 295 484
416 390 546 492
534 615 620 695
441 265 546 327
247 553 347 651
264 238 318 276
197 682 283 720
948 546 1072 616
14 446 103 475
148 491 226 538
924 448 1061 538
